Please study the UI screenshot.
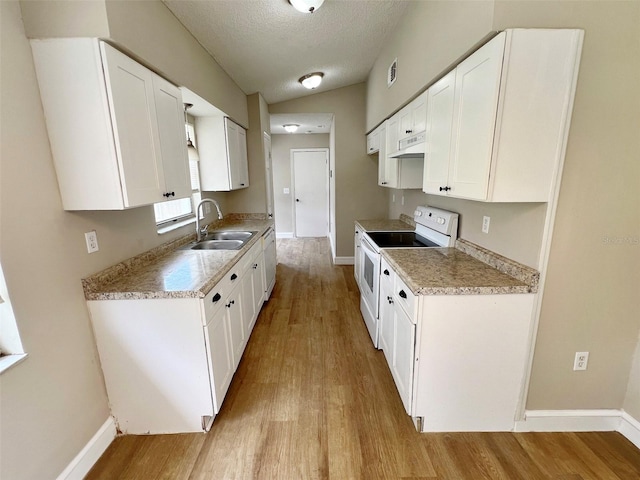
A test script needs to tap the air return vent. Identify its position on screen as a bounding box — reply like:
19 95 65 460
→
388 58 397 87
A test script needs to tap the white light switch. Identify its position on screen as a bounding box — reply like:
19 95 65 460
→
283 188 290 194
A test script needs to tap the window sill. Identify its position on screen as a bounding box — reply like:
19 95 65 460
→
0 353 28 375
157 216 196 235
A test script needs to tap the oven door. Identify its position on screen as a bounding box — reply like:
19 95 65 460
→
359 235 380 347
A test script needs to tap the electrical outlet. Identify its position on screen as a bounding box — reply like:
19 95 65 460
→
85 231 99 254
482 216 491 234
573 351 589 371
204 203 211 215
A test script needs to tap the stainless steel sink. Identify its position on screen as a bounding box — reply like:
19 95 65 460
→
203 231 255 241
185 239 244 250
181 231 257 251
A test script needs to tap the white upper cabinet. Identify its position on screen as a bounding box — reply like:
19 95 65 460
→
196 116 249 191
398 91 427 142
30 39 191 210
366 127 381 154
423 29 583 202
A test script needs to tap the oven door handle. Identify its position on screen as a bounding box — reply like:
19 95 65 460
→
361 235 377 256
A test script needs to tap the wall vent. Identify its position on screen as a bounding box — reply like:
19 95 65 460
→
387 58 398 88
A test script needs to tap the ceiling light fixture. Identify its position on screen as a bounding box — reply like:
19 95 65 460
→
289 0 324 14
183 103 199 162
283 124 299 133
299 72 324 90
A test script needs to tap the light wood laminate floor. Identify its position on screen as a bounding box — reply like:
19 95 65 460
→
86 237 640 480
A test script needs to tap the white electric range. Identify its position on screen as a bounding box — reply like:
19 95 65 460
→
358 206 459 347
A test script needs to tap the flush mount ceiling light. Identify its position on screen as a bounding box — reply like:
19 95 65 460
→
289 0 325 14
283 124 300 133
183 103 199 162
299 72 324 90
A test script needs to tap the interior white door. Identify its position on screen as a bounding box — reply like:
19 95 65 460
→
292 149 329 237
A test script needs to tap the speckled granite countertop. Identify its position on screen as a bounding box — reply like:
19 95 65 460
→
357 216 539 296
83 216 273 301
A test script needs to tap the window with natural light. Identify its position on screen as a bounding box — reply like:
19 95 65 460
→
154 123 203 232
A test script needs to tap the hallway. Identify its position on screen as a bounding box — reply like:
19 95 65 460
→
86 238 640 479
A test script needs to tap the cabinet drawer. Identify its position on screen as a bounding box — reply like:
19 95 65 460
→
380 257 395 290
203 280 228 322
395 275 417 321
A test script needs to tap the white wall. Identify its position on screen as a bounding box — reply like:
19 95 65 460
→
624 334 640 419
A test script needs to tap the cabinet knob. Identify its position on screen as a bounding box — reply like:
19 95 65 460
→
240 183 245 186
381 182 387 185
226 300 235 308
163 192 176 198
405 129 412 134
212 293 221 303
296 199 300 202
230 273 238 281
387 296 394 304
399 290 407 299
253 263 258 269
383 269 390 276
439 186 451 192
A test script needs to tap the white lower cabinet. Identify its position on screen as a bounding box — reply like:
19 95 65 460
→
378 256 535 431
87 239 269 435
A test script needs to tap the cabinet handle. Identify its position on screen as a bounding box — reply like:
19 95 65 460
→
439 186 451 192
212 293 221 303
387 295 394 304
230 273 238 281
163 191 176 198
226 300 235 308
399 290 407 299
383 269 390 276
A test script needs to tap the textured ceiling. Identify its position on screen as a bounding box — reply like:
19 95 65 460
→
163 0 409 105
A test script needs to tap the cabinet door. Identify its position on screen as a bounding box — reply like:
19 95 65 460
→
378 273 395 361
376 123 388 186
226 284 245 370
448 33 505 200
152 75 191 200
240 270 255 344
367 129 380 154
251 254 265 329
383 117 400 188
101 43 165 207
423 71 456 195
398 104 413 140
236 126 249 188
392 305 416 415
411 92 428 134
206 305 234 413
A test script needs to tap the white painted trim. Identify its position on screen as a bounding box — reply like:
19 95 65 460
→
334 256 354 265
620 411 640 449
514 409 640 450
57 417 117 480
275 232 294 239
514 409 621 432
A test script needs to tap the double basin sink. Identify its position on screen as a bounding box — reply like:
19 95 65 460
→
181 231 257 251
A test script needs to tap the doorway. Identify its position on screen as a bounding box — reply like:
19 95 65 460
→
291 148 329 237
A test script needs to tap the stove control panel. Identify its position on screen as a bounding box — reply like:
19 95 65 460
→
414 206 459 237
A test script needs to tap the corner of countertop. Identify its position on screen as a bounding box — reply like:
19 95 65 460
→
455 239 540 292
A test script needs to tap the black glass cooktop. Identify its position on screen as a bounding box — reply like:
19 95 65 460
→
366 231 439 248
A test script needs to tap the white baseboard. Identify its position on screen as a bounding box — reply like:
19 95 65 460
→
620 411 640 449
57 417 116 480
334 256 354 265
275 232 293 239
515 409 640 449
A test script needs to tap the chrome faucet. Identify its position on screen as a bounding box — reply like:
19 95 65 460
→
195 198 223 241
